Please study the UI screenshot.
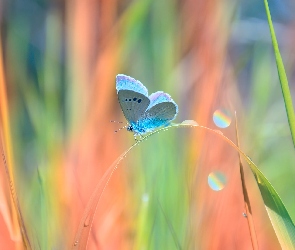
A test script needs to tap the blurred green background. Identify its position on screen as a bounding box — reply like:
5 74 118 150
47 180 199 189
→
0 0 295 249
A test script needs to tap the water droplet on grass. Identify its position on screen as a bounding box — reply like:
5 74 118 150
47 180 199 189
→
84 214 91 227
181 120 199 126
208 171 227 191
213 109 232 128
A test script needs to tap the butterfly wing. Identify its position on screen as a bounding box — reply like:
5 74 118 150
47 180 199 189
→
116 74 150 123
137 92 178 131
118 90 150 123
116 74 148 96
116 75 178 133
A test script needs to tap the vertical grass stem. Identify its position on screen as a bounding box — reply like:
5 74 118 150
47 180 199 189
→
264 0 295 148
235 113 259 250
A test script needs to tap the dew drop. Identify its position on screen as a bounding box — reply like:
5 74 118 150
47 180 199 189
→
242 212 247 218
214 130 223 135
213 109 232 128
74 241 78 246
208 171 227 191
84 214 91 227
181 120 199 126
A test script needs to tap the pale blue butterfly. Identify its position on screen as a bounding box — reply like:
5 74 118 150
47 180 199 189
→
116 74 178 136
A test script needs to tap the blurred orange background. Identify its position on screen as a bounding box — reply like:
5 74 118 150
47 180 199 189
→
0 0 295 249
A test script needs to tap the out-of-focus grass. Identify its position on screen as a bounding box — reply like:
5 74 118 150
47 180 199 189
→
0 0 295 249
0 34 27 249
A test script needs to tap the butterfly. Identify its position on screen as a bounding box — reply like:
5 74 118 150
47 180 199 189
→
116 74 178 137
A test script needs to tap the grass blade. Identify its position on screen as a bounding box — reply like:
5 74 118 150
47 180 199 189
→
247 159 295 248
234 113 259 250
0 36 32 249
263 0 295 148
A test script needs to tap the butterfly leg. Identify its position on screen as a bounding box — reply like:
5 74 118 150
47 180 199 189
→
137 133 143 141
133 133 143 142
133 133 139 142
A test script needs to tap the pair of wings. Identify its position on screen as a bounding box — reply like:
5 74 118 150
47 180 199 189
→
116 74 178 127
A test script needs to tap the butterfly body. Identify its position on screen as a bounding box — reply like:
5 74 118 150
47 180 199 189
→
116 74 178 136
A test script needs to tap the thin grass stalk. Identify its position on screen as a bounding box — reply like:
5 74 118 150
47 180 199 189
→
0 38 31 249
72 142 140 249
0 139 32 249
263 0 295 148
234 113 259 250
0 34 18 235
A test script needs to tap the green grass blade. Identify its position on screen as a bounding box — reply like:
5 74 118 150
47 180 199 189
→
263 0 295 148
247 159 295 249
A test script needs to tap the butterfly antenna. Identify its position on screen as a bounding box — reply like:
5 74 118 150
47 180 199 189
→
111 120 129 133
110 120 124 123
114 125 128 133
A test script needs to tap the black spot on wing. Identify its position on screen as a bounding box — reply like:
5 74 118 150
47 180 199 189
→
118 90 150 122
